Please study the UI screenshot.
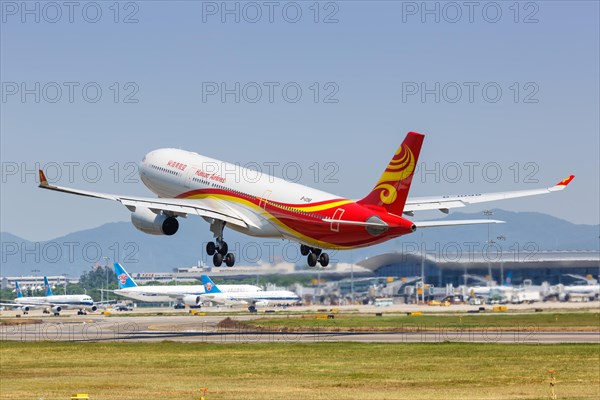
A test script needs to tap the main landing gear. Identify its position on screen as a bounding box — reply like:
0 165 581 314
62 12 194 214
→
300 244 329 267
206 220 236 267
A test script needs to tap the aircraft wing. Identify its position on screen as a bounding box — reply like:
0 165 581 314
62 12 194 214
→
131 291 200 301
199 294 247 305
404 176 574 215
414 219 505 228
0 302 49 308
38 170 257 229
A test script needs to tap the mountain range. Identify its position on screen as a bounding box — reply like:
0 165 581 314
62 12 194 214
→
1 209 598 277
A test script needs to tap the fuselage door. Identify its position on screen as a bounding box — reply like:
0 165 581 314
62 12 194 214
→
184 166 199 189
330 208 345 232
258 189 272 210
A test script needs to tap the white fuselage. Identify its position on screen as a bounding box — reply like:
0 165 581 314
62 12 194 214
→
15 294 95 310
559 284 600 296
202 290 301 306
139 148 340 241
115 284 262 303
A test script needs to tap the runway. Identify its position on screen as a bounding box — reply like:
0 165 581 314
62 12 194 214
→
2 315 598 344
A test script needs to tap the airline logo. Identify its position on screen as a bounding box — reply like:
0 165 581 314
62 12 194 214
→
205 282 213 292
118 274 129 285
373 144 416 205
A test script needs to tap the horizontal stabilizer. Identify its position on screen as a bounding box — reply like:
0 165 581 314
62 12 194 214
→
414 219 505 228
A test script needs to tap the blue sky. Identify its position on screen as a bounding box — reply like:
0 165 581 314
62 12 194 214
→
1 0 598 241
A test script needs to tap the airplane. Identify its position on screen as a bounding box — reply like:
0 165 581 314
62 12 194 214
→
111 262 262 307
0 278 97 316
555 274 599 301
199 275 301 312
37 132 574 268
466 272 514 298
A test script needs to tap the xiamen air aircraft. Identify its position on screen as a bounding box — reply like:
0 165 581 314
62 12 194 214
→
38 132 574 267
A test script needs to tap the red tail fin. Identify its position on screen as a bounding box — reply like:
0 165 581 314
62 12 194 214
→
358 132 424 215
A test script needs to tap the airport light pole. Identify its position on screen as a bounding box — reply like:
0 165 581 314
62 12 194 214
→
496 235 506 284
484 210 494 283
31 269 40 295
62 273 68 295
350 262 354 304
104 256 110 303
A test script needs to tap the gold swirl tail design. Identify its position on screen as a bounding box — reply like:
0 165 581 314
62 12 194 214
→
359 132 424 216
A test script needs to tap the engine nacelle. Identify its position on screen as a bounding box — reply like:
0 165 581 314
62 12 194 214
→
131 207 179 235
89 305 98 312
182 295 201 306
51 306 62 314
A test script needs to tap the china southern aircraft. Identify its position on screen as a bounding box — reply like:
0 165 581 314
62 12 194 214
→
199 275 301 311
38 132 574 268
111 262 261 306
0 278 97 316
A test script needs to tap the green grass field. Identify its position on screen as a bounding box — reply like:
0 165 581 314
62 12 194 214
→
246 312 600 331
1 342 598 400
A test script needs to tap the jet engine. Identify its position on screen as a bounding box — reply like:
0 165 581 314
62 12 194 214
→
182 295 201 306
51 306 62 314
131 207 179 235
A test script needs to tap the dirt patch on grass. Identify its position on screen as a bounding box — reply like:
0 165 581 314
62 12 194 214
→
217 317 253 330
0 318 42 325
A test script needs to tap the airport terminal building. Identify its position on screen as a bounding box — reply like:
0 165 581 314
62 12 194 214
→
357 251 600 286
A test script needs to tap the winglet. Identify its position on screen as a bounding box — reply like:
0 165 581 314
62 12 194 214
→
39 169 48 187
549 175 575 191
556 175 575 187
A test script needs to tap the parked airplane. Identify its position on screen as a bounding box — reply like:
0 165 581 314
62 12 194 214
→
38 132 574 267
111 262 261 307
199 275 301 311
466 272 514 298
0 278 97 316
555 274 599 301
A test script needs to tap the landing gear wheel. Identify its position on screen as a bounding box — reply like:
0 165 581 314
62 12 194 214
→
319 253 329 267
307 253 318 267
213 253 223 267
218 241 228 256
206 242 216 256
300 244 310 256
225 253 235 267
312 248 322 256
77 311 82 315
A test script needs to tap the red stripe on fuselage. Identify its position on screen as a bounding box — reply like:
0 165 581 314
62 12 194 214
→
177 188 415 249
